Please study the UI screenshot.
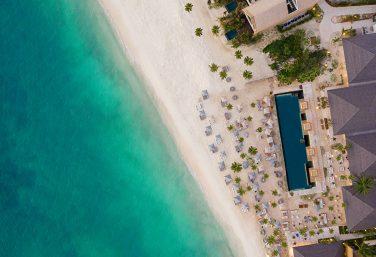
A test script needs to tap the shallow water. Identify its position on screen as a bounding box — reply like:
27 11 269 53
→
0 1 233 256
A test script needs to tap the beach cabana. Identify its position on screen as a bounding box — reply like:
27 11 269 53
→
209 144 218 153
215 134 223 145
218 161 226 171
267 136 274 145
220 97 228 107
202 90 209 100
199 110 206 120
232 184 240 195
265 128 272 136
248 172 256 183
241 203 249 212
242 160 250 169
224 174 232 185
224 112 231 120
234 195 242 205
205 125 212 136
220 150 227 160
266 119 273 128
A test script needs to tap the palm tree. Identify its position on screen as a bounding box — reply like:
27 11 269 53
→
234 176 241 184
195 27 203 37
259 190 265 196
256 127 263 133
211 25 220 36
238 186 246 196
185 3 193 12
356 241 376 257
248 146 258 155
235 50 243 59
354 176 375 195
272 189 278 196
227 124 234 131
309 230 315 236
246 185 252 191
231 162 242 173
267 235 276 245
281 241 288 248
244 56 254 66
240 153 246 159
246 116 252 121
254 204 261 212
226 103 233 110
209 63 219 72
271 202 277 208
272 249 279 257
243 70 253 80
219 70 227 80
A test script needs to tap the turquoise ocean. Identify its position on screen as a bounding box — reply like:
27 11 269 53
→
0 1 233 256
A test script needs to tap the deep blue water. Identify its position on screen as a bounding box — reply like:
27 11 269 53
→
275 93 310 191
0 1 233 256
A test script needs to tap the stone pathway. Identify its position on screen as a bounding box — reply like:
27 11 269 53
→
319 0 376 43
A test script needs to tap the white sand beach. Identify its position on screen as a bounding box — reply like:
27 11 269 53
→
98 0 268 256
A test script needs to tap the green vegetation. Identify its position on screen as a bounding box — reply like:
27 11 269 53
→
219 70 228 80
231 162 242 173
244 56 254 66
243 70 253 80
235 176 241 184
263 30 327 84
326 0 376 7
235 50 243 59
226 103 233 110
209 63 219 72
237 186 246 195
272 190 278 196
248 146 258 155
212 25 220 36
195 27 203 37
227 125 234 131
184 3 193 12
354 176 375 195
216 1 263 48
256 127 263 133
331 143 352 154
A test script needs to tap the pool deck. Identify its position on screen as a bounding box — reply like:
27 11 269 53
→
275 92 311 191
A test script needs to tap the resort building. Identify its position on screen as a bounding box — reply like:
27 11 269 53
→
293 241 345 257
242 0 319 34
328 33 376 231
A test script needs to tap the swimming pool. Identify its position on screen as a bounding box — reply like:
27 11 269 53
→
275 92 311 191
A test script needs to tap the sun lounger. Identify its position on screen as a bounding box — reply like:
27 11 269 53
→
220 97 228 107
220 151 226 160
215 134 222 145
202 90 209 100
224 174 232 185
199 110 206 120
205 125 212 136
242 160 249 169
209 144 218 153
234 196 241 205
218 161 225 171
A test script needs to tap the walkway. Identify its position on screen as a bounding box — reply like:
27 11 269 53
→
319 0 376 43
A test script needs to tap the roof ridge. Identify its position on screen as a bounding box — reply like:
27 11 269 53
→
330 91 360 134
351 42 376 82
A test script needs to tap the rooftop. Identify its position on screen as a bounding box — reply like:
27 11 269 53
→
242 0 318 33
293 241 344 257
342 186 376 231
343 33 376 84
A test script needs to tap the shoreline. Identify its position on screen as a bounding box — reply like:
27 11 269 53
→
98 0 267 256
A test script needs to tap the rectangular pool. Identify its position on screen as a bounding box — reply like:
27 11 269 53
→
275 92 311 191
